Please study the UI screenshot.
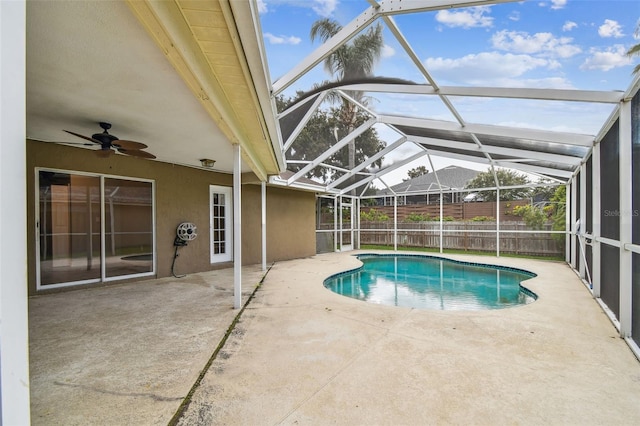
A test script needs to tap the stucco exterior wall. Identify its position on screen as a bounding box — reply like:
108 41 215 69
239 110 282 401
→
26 140 316 294
242 184 317 264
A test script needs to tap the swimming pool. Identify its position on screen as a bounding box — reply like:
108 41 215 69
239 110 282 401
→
324 254 537 310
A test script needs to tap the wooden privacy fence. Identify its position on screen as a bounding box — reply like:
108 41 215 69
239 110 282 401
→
358 221 562 257
365 199 531 221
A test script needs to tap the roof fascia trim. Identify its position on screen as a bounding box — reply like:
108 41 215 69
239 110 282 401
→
125 0 271 180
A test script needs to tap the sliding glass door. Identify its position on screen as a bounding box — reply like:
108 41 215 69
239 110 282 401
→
37 169 154 289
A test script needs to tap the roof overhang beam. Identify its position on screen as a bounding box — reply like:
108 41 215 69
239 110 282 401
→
417 147 572 179
338 84 623 104
380 115 595 147
412 135 582 167
326 136 407 190
339 150 429 195
282 92 327 152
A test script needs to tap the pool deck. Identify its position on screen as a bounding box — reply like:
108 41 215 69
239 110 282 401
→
30 251 640 425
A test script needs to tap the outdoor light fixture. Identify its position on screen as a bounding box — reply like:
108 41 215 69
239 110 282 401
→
199 158 216 168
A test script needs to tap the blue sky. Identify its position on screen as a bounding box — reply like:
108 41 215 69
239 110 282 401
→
258 0 640 185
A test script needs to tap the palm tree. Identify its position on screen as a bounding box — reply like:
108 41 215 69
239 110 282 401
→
310 18 384 185
628 21 640 74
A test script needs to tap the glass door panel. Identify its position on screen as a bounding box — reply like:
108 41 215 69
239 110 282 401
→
104 178 153 278
340 202 353 251
38 171 101 285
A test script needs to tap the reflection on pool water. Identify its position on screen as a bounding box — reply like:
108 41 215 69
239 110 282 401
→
324 254 537 311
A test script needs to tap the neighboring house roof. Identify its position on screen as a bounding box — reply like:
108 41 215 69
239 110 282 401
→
378 166 481 195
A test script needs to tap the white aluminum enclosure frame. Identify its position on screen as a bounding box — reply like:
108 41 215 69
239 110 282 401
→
272 0 623 198
263 0 640 358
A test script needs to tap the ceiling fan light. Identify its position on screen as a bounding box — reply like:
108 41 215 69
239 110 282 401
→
200 158 216 168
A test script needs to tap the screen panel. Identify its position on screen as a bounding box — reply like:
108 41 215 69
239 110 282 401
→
600 243 620 317
600 120 620 240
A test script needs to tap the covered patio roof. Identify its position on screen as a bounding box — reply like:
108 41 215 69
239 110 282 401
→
265 0 640 195
26 0 284 180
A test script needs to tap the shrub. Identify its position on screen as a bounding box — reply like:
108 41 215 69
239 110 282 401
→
404 212 431 222
360 208 389 222
470 216 493 222
511 204 547 230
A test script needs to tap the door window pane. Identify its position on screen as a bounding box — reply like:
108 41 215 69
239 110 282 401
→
38 171 101 285
210 186 232 262
104 178 153 278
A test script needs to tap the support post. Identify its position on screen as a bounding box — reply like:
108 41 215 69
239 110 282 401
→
592 143 601 297
496 188 500 257
233 144 242 309
393 195 398 251
439 188 443 253
0 1 31 422
333 197 338 252
565 183 571 264
339 196 343 251
570 179 577 268
619 99 633 337
355 197 360 250
579 162 587 279
261 181 266 271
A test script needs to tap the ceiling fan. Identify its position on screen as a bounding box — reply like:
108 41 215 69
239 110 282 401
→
63 122 156 159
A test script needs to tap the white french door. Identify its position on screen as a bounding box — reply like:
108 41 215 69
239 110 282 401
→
210 185 233 263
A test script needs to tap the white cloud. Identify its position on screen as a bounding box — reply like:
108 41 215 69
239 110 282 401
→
509 11 520 22
424 52 558 85
550 0 567 10
257 0 268 14
311 0 338 17
598 19 624 38
562 21 577 32
580 45 632 71
263 33 302 45
491 30 581 58
435 6 493 29
381 44 396 59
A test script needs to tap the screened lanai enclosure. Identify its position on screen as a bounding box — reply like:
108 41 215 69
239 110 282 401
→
261 0 640 357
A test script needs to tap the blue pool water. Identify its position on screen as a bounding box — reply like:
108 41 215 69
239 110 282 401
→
324 254 537 311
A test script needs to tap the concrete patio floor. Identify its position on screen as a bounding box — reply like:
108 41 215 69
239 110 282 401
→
30 251 640 425
29 265 265 425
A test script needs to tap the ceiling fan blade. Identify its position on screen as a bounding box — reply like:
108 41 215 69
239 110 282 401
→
58 141 94 146
112 140 148 150
64 130 100 144
118 148 156 159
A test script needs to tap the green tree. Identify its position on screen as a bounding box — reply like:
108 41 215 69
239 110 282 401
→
548 185 566 246
310 18 384 189
404 166 429 180
531 179 557 201
464 169 531 201
277 94 385 183
627 21 640 74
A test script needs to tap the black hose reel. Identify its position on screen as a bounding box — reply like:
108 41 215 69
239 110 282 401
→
172 222 197 278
